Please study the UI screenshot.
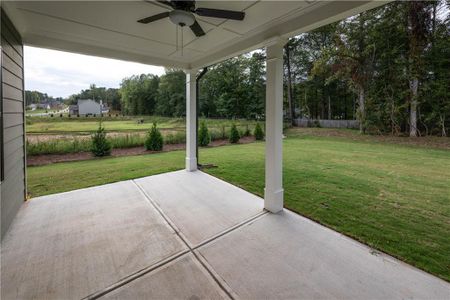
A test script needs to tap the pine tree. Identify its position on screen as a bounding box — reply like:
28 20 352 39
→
198 121 211 147
254 123 264 140
91 122 111 157
229 124 240 143
145 123 164 151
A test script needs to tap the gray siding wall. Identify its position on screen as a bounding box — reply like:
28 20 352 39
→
1 9 26 239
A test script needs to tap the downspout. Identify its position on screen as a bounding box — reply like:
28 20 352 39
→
196 67 208 167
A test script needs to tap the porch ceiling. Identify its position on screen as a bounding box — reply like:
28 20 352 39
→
3 0 387 69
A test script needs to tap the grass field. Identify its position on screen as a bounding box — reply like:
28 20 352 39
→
26 116 257 134
27 129 450 281
26 116 259 155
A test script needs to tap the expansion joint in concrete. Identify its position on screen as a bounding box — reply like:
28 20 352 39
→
92 180 268 300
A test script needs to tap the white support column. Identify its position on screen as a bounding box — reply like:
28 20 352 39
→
185 69 197 171
264 38 286 213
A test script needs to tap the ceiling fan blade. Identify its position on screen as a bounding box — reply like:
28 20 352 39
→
190 20 206 37
195 8 245 20
137 12 170 24
156 1 175 9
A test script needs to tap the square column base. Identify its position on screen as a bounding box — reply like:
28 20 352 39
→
186 157 197 172
264 188 284 213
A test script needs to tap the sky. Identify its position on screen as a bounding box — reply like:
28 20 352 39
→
24 46 165 98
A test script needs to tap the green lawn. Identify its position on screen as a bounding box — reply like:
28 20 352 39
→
27 132 450 281
26 116 256 134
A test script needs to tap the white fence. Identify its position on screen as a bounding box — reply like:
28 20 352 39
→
294 118 359 129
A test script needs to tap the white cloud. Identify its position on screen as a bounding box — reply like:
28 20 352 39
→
24 46 165 98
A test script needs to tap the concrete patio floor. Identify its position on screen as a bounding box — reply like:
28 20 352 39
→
1 170 449 299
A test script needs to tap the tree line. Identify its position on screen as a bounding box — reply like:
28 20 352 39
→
289 0 449 136
34 1 448 136
25 90 63 104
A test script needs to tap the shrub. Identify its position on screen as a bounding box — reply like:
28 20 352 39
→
198 121 210 147
244 125 251 137
145 122 164 151
221 125 226 139
229 124 240 143
91 122 111 157
254 123 264 140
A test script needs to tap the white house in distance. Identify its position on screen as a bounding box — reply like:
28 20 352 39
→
69 99 108 116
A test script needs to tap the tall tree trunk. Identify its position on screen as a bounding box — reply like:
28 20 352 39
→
409 78 419 137
285 44 295 125
407 1 429 137
358 86 366 134
327 95 331 119
440 114 447 137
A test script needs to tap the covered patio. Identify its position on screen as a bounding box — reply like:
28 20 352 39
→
2 170 449 299
1 1 450 299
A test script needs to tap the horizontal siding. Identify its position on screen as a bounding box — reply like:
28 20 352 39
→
0 37 22 68
2 68 22 89
4 151 24 180
3 98 23 113
4 136 24 158
2 52 23 78
3 83 23 101
0 19 23 56
4 125 22 143
2 55 23 78
1 8 25 239
1 167 25 237
3 113 23 128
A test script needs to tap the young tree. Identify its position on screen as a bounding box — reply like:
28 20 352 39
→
198 121 211 147
229 124 240 143
254 123 264 140
145 123 164 151
91 122 111 157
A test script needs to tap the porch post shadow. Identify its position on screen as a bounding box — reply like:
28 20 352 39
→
264 38 286 213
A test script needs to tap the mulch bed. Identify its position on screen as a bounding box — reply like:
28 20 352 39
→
27 136 255 167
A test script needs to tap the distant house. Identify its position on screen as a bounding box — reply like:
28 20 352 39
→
27 103 37 111
37 103 51 110
69 99 108 116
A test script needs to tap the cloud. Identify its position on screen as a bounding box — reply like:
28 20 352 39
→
24 46 165 98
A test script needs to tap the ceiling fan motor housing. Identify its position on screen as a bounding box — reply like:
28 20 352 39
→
169 10 195 27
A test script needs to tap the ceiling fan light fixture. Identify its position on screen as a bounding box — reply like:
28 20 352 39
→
169 10 195 26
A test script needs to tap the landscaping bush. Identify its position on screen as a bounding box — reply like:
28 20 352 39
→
145 122 164 151
244 125 251 137
254 123 264 140
229 124 240 143
198 121 211 147
91 122 111 157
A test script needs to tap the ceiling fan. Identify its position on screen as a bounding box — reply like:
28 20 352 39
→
137 0 246 37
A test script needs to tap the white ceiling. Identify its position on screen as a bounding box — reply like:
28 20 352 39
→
3 1 387 69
